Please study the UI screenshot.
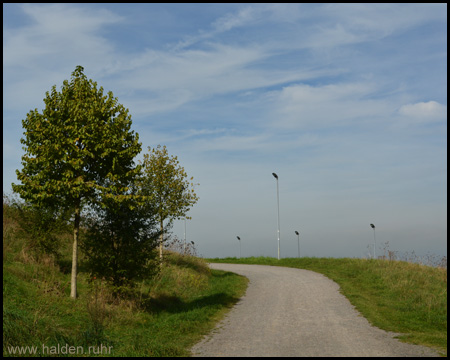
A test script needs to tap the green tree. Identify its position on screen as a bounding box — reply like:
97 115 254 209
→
82 190 160 290
12 66 142 298
139 145 199 262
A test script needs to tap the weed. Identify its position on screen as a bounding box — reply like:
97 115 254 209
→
83 278 112 346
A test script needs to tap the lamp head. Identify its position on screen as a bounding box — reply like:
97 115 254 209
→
370 224 375 229
272 172 278 179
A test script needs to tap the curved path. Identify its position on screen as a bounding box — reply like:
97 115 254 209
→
191 263 438 357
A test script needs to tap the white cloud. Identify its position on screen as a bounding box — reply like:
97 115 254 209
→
173 6 259 50
175 4 302 50
21 3 122 31
3 4 124 112
306 23 363 49
212 6 257 32
113 44 333 115
267 82 395 129
192 134 269 152
123 44 266 92
398 101 447 122
122 89 195 117
312 4 446 47
4 4 123 69
183 128 229 138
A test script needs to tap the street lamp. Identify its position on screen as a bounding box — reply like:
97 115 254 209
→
272 172 280 260
295 230 300 258
370 224 376 259
236 236 241 259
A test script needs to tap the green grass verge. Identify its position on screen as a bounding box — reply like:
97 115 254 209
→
3 252 248 357
207 256 447 356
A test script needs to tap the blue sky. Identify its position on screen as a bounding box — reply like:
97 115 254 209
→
3 4 447 260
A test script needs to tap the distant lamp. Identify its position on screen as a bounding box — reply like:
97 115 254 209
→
236 236 241 259
370 224 376 259
295 231 300 258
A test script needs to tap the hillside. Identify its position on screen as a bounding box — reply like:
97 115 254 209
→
3 198 446 356
3 201 248 357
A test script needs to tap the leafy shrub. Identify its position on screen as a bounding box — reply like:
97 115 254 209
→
82 198 160 291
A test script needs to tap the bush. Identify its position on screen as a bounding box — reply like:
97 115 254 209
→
82 198 160 291
3 193 71 260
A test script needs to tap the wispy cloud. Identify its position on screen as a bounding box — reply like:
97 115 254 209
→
398 101 447 123
212 6 257 32
3 4 124 112
4 4 123 69
110 44 339 116
173 5 284 50
264 82 396 130
309 3 446 47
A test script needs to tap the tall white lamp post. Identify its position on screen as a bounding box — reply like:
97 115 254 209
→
272 173 280 260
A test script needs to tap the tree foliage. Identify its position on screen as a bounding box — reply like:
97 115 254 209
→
12 65 142 298
13 65 141 206
15 201 71 258
138 145 199 261
82 192 160 290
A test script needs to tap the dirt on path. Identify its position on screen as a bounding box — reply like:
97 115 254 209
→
191 263 439 357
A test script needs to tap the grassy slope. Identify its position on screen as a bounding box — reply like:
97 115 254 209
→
3 200 445 356
3 245 248 357
208 256 447 356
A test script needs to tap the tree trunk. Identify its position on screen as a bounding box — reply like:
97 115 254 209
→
70 200 81 298
159 218 164 264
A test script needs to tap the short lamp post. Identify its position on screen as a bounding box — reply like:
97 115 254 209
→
295 230 300 258
370 224 376 259
236 236 241 259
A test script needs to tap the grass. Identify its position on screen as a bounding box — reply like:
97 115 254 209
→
3 202 248 357
3 198 446 356
3 251 248 357
208 256 447 356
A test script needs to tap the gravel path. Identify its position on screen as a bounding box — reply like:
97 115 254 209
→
191 263 439 357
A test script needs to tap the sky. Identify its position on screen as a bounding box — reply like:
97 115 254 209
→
3 3 447 260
